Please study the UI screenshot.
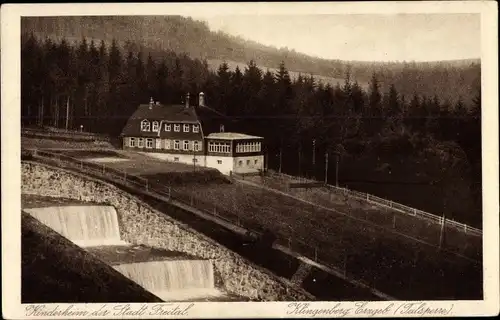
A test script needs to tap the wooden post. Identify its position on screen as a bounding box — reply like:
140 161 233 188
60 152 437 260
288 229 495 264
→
279 147 283 174
298 142 302 178
324 152 329 185
65 95 70 131
439 215 446 249
335 154 339 187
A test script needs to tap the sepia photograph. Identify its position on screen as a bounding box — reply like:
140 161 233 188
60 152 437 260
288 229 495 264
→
2 1 499 318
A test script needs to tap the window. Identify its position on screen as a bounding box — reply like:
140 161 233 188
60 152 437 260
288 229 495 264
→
155 139 161 149
247 160 250 166
183 140 190 151
174 157 179 162
183 124 190 132
152 121 159 132
217 160 222 164
129 138 136 147
257 142 261 152
238 160 242 166
208 141 230 153
138 138 144 148
174 140 180 150
255 159 258 165
146 138 153 149
165 139 171 150
174 124 180 132
141 120 150 132
193 158 198 163
165 123 171 132
193 141 200 151
193 124 199 133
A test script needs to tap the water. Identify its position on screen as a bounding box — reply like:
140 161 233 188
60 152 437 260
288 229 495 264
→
114 260 222 301
25 205 127 247
25 204 223 301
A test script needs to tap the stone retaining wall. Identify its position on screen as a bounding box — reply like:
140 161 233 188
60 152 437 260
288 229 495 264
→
22 162 310 301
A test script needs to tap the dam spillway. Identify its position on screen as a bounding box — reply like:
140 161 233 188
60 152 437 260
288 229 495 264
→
24 205 127 247
24 203 223 301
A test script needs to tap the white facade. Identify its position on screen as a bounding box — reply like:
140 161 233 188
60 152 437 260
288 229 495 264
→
140 152 264 176
233 155 265 174
205 156 234 175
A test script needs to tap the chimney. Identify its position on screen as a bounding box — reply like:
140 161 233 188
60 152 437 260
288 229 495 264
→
199 92 205 107
149 97 154 109
185 93 190 109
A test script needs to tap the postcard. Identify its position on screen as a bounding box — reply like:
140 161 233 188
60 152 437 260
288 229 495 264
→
1 1 498 318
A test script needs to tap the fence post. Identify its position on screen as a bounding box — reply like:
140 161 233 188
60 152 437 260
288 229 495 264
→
167 187 171 201
314 247 318 262
213 207 217 216
190 194 194 206
366 193 369 201
288 237 292 250
393 214 396 229
413 208 417 216
464 224 467 234
389 200 393 208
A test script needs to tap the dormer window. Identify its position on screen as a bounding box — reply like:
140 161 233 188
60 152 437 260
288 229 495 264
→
174 124 180 132
141 119 150 132
152 121 159 132
183 124 190 133
193 124 199 133
165 123 171 132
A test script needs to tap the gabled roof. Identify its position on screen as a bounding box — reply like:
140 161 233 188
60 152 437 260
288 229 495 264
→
121 102 232 138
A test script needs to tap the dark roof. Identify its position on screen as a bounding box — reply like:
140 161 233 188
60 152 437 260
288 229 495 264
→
121 102 232 137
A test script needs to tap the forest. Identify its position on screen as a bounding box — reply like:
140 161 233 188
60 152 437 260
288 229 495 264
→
21 34 482 227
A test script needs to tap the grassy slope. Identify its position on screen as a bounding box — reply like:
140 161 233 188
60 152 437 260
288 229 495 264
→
21 212 163 303
143 175 482 300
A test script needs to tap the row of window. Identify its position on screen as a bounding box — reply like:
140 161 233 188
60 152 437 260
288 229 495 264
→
140 120 199 133
129 138 201 151
208 141 231 153
236 142 262 153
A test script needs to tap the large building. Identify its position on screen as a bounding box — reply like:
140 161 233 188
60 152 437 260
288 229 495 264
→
121 93 265 175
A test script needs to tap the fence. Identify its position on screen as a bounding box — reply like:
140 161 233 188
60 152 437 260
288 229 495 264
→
265 170 482 237
22 127 111 142
24 148 482 300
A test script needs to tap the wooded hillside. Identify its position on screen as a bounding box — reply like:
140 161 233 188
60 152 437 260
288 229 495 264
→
22 16 481 106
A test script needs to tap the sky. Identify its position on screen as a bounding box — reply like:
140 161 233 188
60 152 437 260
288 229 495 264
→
195 14 481 62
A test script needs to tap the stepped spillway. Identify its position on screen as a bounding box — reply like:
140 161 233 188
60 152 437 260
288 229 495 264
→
25 204 224 301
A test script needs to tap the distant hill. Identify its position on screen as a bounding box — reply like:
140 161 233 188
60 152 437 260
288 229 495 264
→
22 16 480 106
